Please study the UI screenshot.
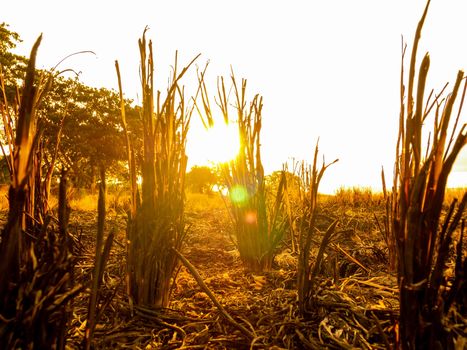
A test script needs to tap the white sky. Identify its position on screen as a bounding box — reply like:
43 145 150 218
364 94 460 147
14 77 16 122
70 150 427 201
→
3 0 466 193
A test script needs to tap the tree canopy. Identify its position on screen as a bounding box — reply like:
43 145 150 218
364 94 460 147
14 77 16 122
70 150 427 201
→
0 22 28 99
0 23 141 188
185 165 219 194
39 76 140 188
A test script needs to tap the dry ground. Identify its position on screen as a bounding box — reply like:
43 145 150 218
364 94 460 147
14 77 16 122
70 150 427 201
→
6 190 464 348
61 193 403 349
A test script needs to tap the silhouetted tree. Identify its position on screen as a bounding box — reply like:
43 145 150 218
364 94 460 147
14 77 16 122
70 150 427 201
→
0 22 28 99
39 76 140 189
186 165 218 193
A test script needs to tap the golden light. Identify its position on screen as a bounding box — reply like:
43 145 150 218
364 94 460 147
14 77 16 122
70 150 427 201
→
187 122 240 166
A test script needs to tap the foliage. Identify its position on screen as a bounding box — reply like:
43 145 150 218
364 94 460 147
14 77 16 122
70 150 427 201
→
1 22 140 189
186 165 218 194
0 156 10 183
39 76 138 189
0 22 28 100
266 170 301 198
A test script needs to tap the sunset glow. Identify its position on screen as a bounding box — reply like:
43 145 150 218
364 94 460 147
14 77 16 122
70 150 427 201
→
187 122 240 167
3 0 466 193
1 2 466 348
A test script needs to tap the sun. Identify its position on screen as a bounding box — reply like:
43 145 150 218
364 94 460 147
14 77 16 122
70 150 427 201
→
187 121 240 167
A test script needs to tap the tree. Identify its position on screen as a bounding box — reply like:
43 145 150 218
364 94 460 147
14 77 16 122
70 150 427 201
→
1 22 141 190
185 165 218 193
0 22 28 99
266 170 301 197
39 76 139 189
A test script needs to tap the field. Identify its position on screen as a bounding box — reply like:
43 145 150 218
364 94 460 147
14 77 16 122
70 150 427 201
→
0 183 465 349
24 189 402 349
0 1 466 349
5 186 461 349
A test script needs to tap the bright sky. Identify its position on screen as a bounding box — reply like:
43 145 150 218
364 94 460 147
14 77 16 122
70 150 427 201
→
3 0 466 193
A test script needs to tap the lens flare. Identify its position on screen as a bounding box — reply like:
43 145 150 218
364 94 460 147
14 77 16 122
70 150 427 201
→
245 211 257 225
229 185 248 206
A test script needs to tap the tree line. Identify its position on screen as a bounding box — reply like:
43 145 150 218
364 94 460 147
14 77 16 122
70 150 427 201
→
1 22 142 190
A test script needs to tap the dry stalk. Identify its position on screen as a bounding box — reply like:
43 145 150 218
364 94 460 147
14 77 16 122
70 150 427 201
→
389 1 467 348
83 168 115 349
197 70 288 272
172 248 255 341
295 143 338 315
0 34 80 349
118 29 199 307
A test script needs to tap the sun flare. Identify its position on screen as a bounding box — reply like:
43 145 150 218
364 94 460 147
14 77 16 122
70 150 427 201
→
187 122 240 167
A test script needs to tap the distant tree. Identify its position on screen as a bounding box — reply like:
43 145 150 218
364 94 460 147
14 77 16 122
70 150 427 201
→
0 22 141 190
185 165 218 193
266 170 302 197
39 76 140 189
0 22 28 98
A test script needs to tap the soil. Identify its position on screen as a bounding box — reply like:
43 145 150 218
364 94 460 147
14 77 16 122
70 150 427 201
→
63 198 405 349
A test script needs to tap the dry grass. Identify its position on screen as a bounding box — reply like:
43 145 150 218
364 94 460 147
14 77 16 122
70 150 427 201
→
66 188 130 213
69 192 99 211
186 192 225 213
444 187 467 207
0 184 9 211
333 186 384 207
1 4 465 349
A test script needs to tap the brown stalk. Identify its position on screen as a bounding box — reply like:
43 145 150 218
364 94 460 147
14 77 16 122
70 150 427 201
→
172 248 255 340
390 1 466 348
1 33 80 350
297 142 337 314
115 60 138 218
123 29 199 307
84 167 107 350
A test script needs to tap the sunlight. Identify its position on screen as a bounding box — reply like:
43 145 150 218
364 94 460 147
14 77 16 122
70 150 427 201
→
187 122 240 167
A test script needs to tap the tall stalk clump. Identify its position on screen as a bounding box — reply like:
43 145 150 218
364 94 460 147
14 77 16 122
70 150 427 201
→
116 30 199 307
0 36 79 349
205 73 287 272
389 1 467 348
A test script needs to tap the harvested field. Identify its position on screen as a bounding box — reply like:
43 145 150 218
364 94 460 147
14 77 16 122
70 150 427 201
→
1 1 465 349
40 195 406 349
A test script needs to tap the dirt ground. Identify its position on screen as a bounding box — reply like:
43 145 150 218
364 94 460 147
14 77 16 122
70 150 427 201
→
61 195 407 349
